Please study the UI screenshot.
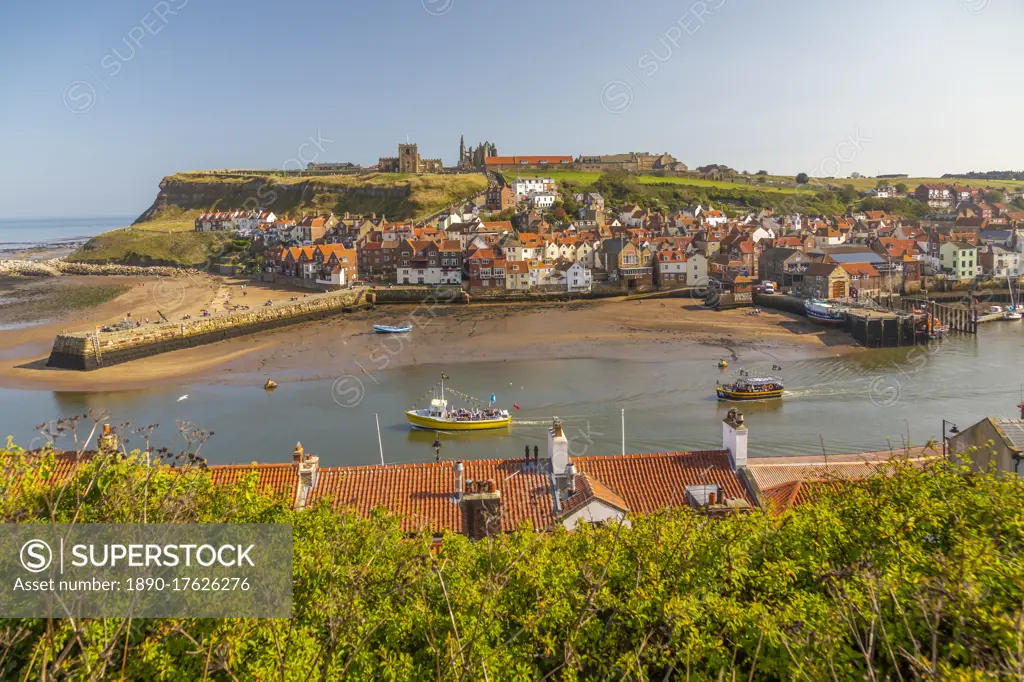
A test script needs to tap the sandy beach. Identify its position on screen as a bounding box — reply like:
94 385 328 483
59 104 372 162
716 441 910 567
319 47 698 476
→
0 274 860 392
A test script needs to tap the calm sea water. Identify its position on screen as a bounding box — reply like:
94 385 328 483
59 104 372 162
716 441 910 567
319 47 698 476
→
1 323 1022 466
0 216 136 251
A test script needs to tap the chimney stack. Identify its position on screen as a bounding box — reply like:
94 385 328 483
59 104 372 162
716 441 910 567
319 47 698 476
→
548 417 569 475
722 409 748 470
292 442 305 463
295 454 320 509
454 461 465 500
97 424 118 453
461 479 502 540
566 462 577 495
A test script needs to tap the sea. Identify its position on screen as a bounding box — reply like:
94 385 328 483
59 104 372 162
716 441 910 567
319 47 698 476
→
0 216 137 256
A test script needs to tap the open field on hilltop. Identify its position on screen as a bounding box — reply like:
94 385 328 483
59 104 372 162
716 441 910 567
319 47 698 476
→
159 171 488 221
129 220 195 233
69 229 233 267
507 169 818 195
810 176 1024 192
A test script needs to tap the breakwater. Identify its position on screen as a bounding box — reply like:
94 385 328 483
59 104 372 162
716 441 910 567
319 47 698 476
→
47 288 366 371
0 258 203 278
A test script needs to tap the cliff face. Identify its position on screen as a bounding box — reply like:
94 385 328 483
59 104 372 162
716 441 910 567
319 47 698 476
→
135 172 487 224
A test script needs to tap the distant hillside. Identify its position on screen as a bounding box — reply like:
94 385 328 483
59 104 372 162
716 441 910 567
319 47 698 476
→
135 171 489 226
69 171 488 267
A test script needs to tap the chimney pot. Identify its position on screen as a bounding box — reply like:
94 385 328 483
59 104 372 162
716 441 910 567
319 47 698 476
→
708 491 717 506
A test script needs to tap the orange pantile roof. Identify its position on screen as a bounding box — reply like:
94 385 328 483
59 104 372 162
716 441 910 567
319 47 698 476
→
485 156 573 166
573 450 751 512
307 460 555 534
304 449 749 533
206 463 300 502
760 479 851 515
563 473 630 515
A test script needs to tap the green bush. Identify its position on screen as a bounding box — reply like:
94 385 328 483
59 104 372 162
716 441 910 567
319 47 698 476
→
1 433 1022 680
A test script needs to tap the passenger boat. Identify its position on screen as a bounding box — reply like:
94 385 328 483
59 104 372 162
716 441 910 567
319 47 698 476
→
804 300 846 325
406 376 512 431
373 324 413 334
716 377 785 401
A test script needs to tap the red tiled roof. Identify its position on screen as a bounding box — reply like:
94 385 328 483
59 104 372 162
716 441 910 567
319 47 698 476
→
562 473 630 515
305 449 749 533
206 463 300 502
760 479 851 515
573 450 752 512
485 156 573 166
307 460 555 533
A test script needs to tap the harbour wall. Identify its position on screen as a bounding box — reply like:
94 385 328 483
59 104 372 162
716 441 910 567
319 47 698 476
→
47 289 366 371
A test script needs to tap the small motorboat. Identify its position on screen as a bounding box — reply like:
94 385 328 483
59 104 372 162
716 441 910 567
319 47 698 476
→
717 359 728 368
1005 309 1023 321
804 300 846 325
716 377 784 401
373 324 413 334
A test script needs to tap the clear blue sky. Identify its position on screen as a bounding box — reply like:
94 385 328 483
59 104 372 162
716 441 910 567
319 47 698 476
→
1 0 1021 219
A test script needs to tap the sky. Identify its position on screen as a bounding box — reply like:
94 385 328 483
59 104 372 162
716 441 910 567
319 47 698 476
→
1 0 1021 219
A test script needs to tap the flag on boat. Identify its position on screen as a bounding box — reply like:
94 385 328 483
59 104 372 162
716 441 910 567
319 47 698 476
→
490 393 496 404
441 373 449 380
513 403 520 410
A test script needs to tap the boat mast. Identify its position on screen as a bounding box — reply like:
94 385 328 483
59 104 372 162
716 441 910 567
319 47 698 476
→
375 413 384 465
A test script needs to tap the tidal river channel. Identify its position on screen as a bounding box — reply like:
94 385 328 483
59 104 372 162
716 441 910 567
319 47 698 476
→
1 324 1022 466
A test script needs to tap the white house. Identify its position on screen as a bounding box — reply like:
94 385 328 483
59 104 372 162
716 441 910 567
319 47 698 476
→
687 253 708 285
529 192 557 209
556 260 592 292
513 177 555 199
695 205 728 227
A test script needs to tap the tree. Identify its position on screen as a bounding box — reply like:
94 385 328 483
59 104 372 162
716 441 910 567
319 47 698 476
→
876 179 888 188
895 183 908 195
838 184 860 203
795 172 809 184
984 190 1004 204
756 170 768 175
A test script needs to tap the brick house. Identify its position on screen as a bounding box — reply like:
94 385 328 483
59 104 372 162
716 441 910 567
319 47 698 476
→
800 263 850 299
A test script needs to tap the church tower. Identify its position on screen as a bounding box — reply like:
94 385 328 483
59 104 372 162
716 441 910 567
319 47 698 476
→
459 135 466 168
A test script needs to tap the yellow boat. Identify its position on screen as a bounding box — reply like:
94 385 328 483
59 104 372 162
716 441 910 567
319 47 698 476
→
716 377 784 401
405 377 512 431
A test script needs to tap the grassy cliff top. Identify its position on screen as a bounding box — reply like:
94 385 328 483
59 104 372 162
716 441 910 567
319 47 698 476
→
155 171 489 222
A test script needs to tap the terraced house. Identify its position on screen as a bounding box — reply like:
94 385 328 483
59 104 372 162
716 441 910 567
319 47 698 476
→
396 238 463 285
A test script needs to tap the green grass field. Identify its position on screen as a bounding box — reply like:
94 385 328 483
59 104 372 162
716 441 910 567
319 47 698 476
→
507 170 819 195
69 230 233 268
812 177 1024 193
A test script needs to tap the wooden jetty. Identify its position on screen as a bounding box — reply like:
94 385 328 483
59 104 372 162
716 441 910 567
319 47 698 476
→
898 297 977 334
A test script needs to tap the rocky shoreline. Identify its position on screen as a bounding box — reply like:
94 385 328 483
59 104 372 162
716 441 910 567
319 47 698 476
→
0 258 203 278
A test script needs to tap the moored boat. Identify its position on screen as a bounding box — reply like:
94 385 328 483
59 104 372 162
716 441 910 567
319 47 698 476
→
373 324 413 334
406 376 512 431
804 299 846 325
716 377 785 401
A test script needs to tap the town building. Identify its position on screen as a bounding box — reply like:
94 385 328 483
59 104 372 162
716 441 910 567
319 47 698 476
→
486 185 515 211
799 262 849 299
396 239 463 285
484 156 573 172
938 240 979 279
